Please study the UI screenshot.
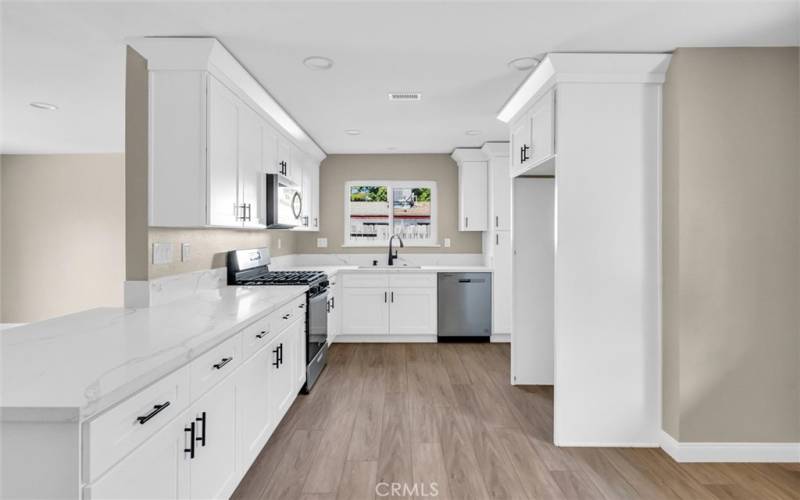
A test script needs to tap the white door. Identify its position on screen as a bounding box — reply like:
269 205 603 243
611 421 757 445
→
188 376 238 500
341 288 390 335
268 325 296 423
206 76 240 227
458 162 488 231
491 157 512 231
530 90 555 165
86 417 188 500
239 106 266 228
511 178 554 385
493 231 512 335
236 345 273 469
388 287 437 335
510 114 532 176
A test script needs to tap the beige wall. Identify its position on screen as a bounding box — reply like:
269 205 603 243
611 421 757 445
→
148 228 295 279
0 154 125 323
294 154 482 254
662 47 800 442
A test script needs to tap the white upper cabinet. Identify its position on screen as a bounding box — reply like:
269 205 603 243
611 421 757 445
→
457 161 488 231
206 76 241 227
509 88 556 177
238 105 266 228
140 38 325 229
310 161 320 230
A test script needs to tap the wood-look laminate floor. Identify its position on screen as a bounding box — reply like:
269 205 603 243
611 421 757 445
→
232 343 800 500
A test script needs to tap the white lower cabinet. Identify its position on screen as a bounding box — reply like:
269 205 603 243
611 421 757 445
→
493 231 513 335
341 287 390 335
236 343 274 470
327 279 340 343
187 377 238 500
84 298 308 500
341 273 437 336
388 288 437 335
86 416 188 500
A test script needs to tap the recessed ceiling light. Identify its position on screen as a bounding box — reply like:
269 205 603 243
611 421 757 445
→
30 101 58 110
303 56 334 71
507 56 541 71
344 129 361 136
465 130 482 136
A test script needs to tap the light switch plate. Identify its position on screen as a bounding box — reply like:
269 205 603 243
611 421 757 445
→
152 242 173 265
443 238 451 248
181 243 191 262
317 238 328 248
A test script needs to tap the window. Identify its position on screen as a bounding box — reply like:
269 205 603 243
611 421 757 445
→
345 181 437 246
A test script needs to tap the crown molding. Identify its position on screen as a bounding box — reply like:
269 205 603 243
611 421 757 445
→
127 37 326 162
450 148 487 165
497 52 672 123
481 141 510 158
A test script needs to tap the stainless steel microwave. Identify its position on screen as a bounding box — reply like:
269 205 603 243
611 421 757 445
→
266 173 302 228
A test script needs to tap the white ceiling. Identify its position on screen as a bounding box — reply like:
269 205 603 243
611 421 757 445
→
2 1 798 155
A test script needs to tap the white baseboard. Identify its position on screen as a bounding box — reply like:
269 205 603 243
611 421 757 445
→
333 334 437 343
660 430 800 463
491 333 510 343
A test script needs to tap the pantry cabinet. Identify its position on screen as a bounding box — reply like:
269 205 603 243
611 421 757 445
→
492 230 513 335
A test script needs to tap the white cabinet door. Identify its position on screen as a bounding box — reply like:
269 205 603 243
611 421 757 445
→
493 231 512 335
327 281 339 343
491 157 512 231
276 136 291 178
188 376 238 500
510 114 532 176
341 287 390 335
530 89 555 165
262 126 278 175
86 417 188 500
268 324 296 423
388 287 437 335
310 161 320 230
236 344 273 470
288 144 304 186
207 76 240 227
295 318 306 392
458 161 488 231
239 106 266 228
298 154 312 230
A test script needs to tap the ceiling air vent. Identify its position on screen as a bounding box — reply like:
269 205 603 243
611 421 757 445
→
388 92 422 101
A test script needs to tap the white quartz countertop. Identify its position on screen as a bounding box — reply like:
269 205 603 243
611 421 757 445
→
1 285 306 421
274 265 493 277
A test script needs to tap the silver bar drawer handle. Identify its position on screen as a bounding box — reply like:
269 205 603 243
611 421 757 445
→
213 357 232 370
137 401 170 425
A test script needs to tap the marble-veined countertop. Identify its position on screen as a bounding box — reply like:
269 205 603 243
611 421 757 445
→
0 285 306 421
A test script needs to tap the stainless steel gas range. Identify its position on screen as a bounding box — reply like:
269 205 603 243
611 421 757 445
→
226 248 328 392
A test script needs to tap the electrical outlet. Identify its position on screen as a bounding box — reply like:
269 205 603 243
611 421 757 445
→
181 243 191 262
152 242 173 265
443 238 451 248
317 238 328 248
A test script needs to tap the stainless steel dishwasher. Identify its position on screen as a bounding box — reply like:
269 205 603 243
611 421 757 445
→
437 272 492 341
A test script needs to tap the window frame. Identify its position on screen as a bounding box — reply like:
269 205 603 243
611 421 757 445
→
343 180 439 247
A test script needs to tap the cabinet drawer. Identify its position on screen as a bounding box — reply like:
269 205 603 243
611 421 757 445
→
275 295 306 333
342 273 389 288
190 334 242 401
242 314 273 360
389 273 437 288
83 366 190 483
